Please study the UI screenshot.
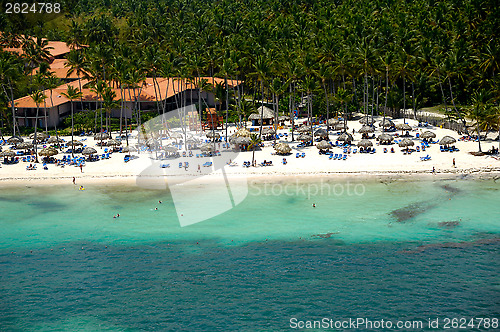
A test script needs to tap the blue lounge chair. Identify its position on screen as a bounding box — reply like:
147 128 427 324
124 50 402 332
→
301 152 305 158
296 153 300 158
178 162 182 168
329 154 334 160
342 154 347 160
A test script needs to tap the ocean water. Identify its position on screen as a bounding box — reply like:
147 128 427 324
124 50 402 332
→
0 178 499 331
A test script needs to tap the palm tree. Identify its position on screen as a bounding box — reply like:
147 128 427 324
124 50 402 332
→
61 86 83 157
0 52 22 136
248 133 261 166
30 90 47 163
468 89 492 152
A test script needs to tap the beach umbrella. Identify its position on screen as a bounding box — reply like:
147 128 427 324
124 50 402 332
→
39 147 58 156
439 136 456 145
421 131 436 139
338 133 353 142
379 119 394 127
398 138 414 148
235 128 251 137
106 139 122 146
29 132 48 141
248 106 275 120
233 136 251 145
278 116 289 122
7 136 23 144
358 125 375 134
82 147 97 155
396 123 412 131
262 127 276 135
357 139 373 148
297 126 311 133
332 123 348 131
94 132 110 140
163 146 179 153
297 134 312 141
0 149 16 157
15 142 33 150
327 118 340 125
200 143 215 152
170 133 183 139
121 146 137 153
359 117 376 125
186 138 199 144
274 142 291 155
314 129 329 138
68 140 83 146
377 133 394 144
47 136 63 144
316 141 331 150
206 132 220 138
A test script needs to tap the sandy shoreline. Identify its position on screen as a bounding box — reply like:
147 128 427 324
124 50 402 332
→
1 168 500 188
1 117 499 188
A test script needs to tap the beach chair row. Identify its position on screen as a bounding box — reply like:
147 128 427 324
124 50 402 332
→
329 154 347 160
296 152 306 158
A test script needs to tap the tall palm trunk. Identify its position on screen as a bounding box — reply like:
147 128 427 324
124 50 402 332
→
34 105 40 163
448 77 468 135
71 100 75 157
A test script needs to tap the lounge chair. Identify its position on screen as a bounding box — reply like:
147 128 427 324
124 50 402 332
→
178 162 183 168
342 154 347 160
301 152 305 158
203 162 212 167
296 153 300 158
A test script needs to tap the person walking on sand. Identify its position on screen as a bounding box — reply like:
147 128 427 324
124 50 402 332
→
72 177 76 185
198 164 201 173
79 164 83 173
453 158 456 168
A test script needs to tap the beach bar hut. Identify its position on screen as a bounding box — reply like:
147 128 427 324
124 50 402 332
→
249 106 275 126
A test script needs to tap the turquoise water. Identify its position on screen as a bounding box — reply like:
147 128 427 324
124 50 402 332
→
0 179 499 331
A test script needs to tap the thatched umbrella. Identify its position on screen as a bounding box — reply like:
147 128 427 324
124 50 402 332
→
379 119 394 127
47 136 63 144
358 125 375 134
359 117 376 125
298 134 312 141
327 118 340 125
357 139 373 148
332 123 348 131
421 131 436 139
249 106 275 121
297 126 311 133
274 142 291 155
278 115 289 122
398 138 415 148
233 136 251 145
16 142 33 150
396 123 412 131
106 139 122 146
235 128 251 137
377 133 394 144
82 147 97 155
39 147 58 157
338 133 353 142
314 129 329 138
7 136 23 144
30 132 48 141
206 132 220 139
439 136 456 145
261 127 276 135
200 143 215 152
316 141 331 150
0 149 16 157
163 146 179 153
94 132 110 140
68 140 83 147
121 146 137 153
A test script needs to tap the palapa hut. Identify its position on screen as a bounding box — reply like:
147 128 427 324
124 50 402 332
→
358 125 375 134
439 136 456 146
297 134 312 142
7 136 23 144
314 129 329 140
316 141 331 151
379 119 395 128
121 146 137 153
249 106 275 126
338 133 353 143
421 131 436 140
377 133 394 144
274 142 291 155
235 128 251 138
357 139 373 148
398 138 414 152
359 117 376 125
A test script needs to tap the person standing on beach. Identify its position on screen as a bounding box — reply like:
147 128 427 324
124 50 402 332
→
72 177 76 185
453 158 456 168
80 165 83 173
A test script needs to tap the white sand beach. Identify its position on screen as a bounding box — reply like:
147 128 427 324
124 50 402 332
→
1 117 499 186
